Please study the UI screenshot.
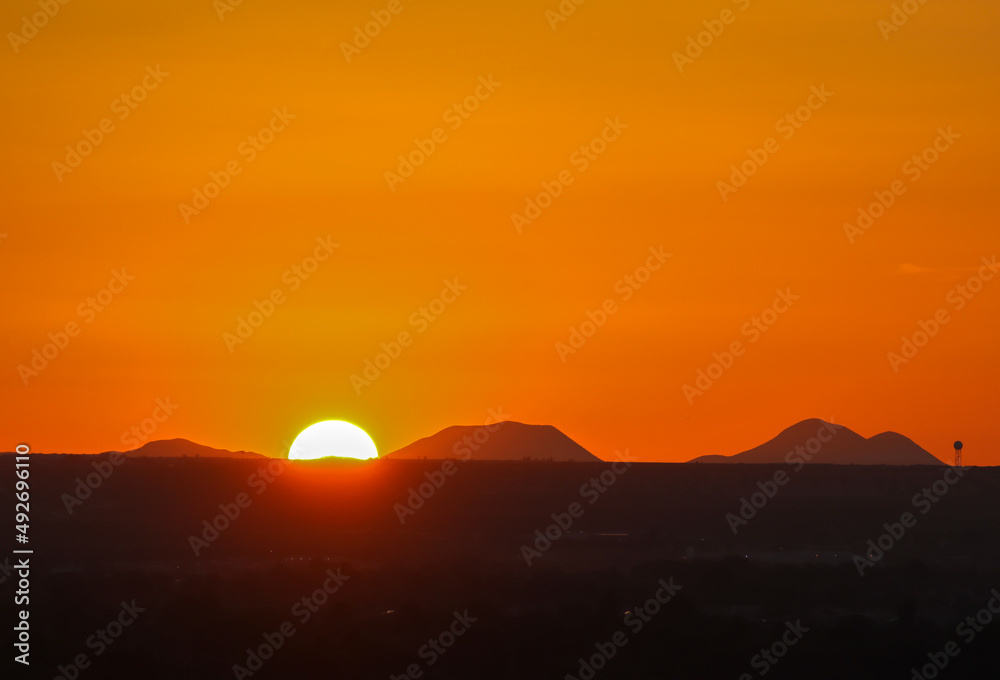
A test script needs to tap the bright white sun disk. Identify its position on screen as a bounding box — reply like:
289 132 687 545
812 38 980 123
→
289 420 377 460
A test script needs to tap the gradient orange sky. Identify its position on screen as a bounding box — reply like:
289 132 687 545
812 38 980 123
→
2 0 998 463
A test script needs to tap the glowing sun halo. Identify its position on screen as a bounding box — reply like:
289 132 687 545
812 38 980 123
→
289 420 377 460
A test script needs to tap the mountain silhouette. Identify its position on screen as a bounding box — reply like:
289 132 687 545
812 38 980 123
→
386 421 600 462
111 438 265 459
688 418 945 465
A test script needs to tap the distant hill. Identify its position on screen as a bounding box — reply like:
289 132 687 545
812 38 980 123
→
688 419 945 466
386 421 600 462
112 438 265 459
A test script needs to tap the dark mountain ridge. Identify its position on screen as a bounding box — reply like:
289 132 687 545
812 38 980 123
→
688 418 945 465
385 421 600 462
113 438 264 459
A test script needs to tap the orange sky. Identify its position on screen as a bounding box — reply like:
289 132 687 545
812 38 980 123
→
2 0 998 463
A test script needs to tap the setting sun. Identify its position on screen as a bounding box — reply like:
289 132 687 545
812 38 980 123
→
288 420 377 460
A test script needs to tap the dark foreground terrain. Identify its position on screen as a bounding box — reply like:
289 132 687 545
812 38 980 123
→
3 455 1000 679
